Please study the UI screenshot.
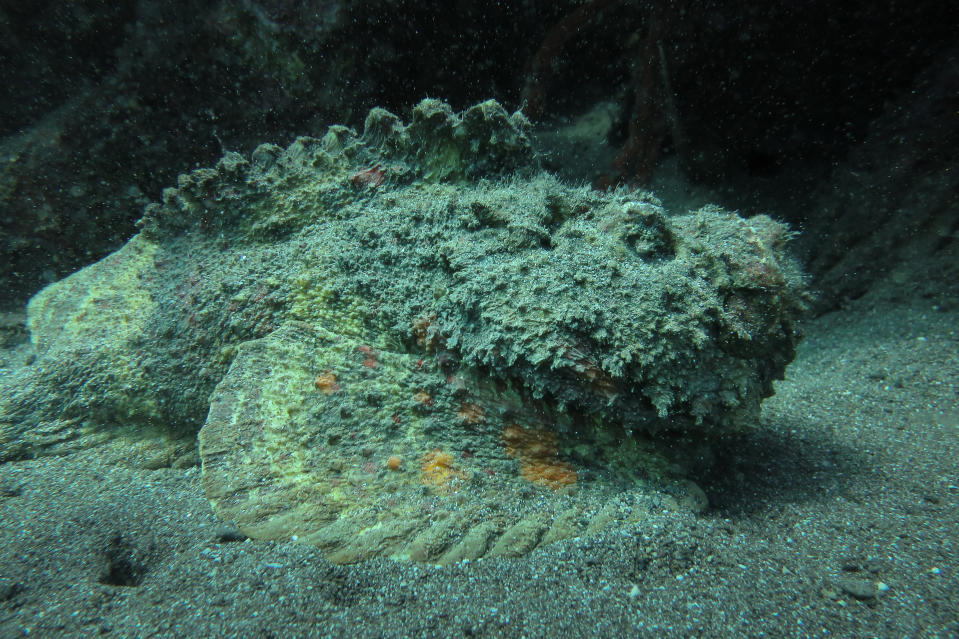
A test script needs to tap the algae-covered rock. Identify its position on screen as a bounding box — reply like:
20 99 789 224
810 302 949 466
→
0 99 809 561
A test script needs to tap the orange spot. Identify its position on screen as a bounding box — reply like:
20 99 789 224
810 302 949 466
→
386 455 402 471
414 390 434 406
420 449 470 492
457 401 485 425
358 345 378 368
502 424 577 490
349 165 385 189
314 372 340 394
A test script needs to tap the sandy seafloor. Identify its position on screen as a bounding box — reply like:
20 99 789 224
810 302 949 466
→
1 280 957 638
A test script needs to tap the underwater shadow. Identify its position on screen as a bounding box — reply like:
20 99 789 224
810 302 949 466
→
691 413 868 517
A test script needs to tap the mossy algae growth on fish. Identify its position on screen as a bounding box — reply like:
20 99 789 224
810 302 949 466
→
0 99 809 562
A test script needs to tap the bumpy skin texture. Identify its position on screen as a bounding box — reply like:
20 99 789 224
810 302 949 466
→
0 100 807 560
137 98 806 436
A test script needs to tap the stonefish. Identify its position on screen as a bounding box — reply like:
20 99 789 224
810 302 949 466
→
1 100 808 562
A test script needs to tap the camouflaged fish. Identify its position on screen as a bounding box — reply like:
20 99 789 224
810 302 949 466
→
1 100 808 562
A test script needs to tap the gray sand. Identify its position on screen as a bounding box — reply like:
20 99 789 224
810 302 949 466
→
1 285 957 638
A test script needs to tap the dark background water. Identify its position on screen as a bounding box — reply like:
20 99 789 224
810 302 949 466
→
2 0 956 309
